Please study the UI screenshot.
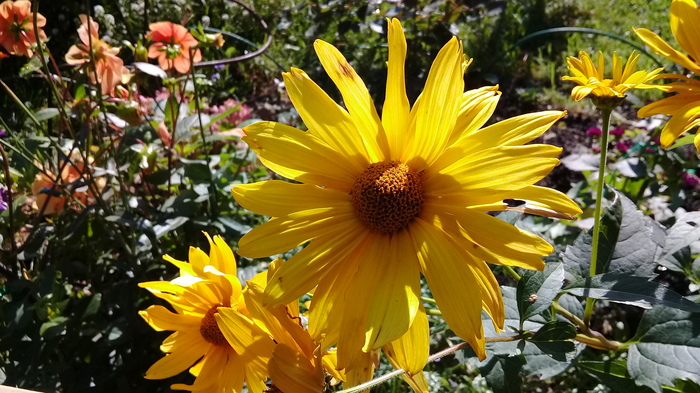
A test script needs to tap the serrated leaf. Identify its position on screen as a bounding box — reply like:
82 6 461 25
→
485 286 545 338
564 273 700 312
517 262 564 324
628 307 700 392
562 188 662 281
530 321 576 341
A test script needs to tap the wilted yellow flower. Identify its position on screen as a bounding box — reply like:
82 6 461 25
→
232 16 581 375
562 51 663 103
635 0 700 150
139 234 275 393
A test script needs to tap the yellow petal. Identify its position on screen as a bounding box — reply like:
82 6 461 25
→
243 121 359 192
634 27 700 74
468 255 505 332
421 202 549 270
264 227 370 306
433 111 566 170
308 255 356 346
449 86 501 145
314 40 388 161
343 350 376 392
352 231 421 350
670 0 700 66
238 206 357 258
383 18 411 160
269 344 325 393
139 305 201 332
505 185 583 216
215 308 275 375
425 145 562 196
283 68 371 170
232 180 350 218
245 363 271 393
404 37 465 169
409 218 486 360
145 335 206 379
661 100 700 148
170 346 223 390
382 306 429 375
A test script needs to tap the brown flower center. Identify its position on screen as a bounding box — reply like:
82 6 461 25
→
199 306 229 347
351 161 424 234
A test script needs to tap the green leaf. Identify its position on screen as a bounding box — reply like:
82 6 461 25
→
564 273 700 312
479 355 525 393
530 321 577 341
628 306 700 392
669 133 695 149
40 316 69 338
580 360 656 393
562 188 662 281
659 212 700 273
517 262 564 324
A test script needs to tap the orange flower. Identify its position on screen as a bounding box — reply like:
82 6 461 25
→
65 15 130 96
146 21 201 74
32 152 105 215
0 0 46 57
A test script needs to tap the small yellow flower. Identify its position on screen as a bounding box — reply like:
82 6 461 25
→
562 51 663 103
139 233 275 393
635 0 700 150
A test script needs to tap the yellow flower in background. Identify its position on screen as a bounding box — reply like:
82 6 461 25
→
139 234 275 393
635 0 700 150
232 16 581 375
562 50 663 102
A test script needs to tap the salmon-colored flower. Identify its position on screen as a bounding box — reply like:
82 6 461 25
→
32 152 105 215
146 21 201 74
0 0 46 57
65 15 130 96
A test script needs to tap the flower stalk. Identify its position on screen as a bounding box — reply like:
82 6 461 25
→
583 107 612 326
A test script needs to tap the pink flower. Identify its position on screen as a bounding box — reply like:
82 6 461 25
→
609 127 625 136
586 127 602 136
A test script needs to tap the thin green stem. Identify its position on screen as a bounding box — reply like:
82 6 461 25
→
503 265 521 281
583 108 612 326
420 296 436 305
425 308 442 316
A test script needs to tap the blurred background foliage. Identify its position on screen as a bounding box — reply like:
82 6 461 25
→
1 1 696 392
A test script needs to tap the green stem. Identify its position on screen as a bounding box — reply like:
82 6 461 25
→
583 108 612 326
503 265 521 281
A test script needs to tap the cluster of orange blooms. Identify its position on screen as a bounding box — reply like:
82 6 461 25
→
0 0 208 215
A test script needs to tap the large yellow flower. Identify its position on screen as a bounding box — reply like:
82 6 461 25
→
232 18 581 370
562 50 663 102
139 234 275 393
635 0 700 150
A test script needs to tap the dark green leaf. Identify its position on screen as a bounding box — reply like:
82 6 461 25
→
580 360 655 393
530 321 577 341
564 273 700 312
562 188 662 281
517 262 564 324
522 341 583 378
628 306 700 392
479 355 525 393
